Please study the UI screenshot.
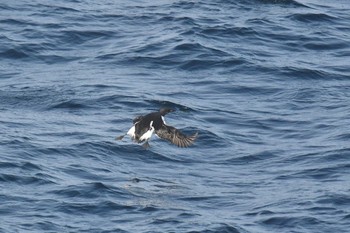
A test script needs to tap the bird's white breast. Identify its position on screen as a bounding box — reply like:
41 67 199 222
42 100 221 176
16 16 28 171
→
140 121 154 141
127 125 136 138
161 116 167 125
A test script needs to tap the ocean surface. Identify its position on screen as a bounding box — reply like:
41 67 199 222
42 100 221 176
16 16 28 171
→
1 0 350 232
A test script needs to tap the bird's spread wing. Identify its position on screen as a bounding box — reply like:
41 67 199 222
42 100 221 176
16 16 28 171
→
155 125 198 148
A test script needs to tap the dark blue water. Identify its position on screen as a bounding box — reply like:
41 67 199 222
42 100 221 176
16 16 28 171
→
1 0 350 232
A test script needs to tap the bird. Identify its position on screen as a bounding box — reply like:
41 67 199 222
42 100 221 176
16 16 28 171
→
116 108 198 148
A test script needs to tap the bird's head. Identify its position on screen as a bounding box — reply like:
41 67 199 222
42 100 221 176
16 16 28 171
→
159 108 175 116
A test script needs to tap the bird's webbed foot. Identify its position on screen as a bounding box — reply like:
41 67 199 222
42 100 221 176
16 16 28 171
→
142 141 150 149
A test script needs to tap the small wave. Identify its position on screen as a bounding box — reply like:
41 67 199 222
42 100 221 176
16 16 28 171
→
0 18 36 26
223 150 278 165
200 26 258 38
159 15 197 26
179 58 243 71
279 166 344 181
278 148 350 169
303 41 348 51
173 42 229 56
193 129 229 149
145 99 196 112
55 200 136 216
0 86 74 111
57 29 115 45
113 142 189 163
178 195 221 202
95 94 148 110
290 13 337 23
0 48 29 59
0 161 40 170
255 0 309 7
0 3 15 11
261 215 322 227
56 140 188 164
245 210 275 217
48 99 88 110
316 193 350 206
39 4 80 14
0 41 80 63
62 165 108 181
51 182 126 199
186 223 244 233
0 173 55 186
215 84 282 96
279 67 343 80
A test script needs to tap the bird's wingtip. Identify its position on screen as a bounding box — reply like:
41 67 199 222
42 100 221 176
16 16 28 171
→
116 135 125 140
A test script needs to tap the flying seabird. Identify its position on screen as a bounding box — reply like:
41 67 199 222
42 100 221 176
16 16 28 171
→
116 108 198 148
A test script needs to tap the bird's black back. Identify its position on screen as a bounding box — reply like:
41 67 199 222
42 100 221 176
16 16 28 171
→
134 111 164 141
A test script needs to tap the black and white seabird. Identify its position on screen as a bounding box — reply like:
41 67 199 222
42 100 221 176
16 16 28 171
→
116 108 198 148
